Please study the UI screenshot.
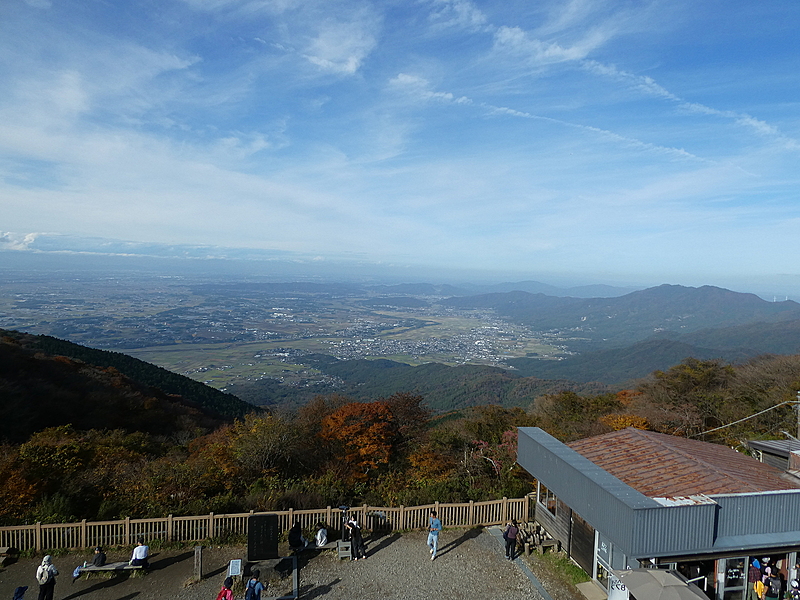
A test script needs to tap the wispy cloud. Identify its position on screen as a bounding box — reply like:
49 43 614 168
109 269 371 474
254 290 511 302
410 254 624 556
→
301 13 380 75
426 0 489 32
583 59 800 149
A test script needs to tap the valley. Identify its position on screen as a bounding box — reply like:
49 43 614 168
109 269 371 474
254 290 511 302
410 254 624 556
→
0 272 566 393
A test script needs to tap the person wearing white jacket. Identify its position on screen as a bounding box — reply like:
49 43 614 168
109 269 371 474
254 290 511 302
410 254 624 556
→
35 555 58 600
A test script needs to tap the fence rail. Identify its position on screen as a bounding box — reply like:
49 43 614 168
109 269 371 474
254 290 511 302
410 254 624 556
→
0 497 529 553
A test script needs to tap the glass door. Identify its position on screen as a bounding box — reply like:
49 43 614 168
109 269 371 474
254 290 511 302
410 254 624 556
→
717 557 746 600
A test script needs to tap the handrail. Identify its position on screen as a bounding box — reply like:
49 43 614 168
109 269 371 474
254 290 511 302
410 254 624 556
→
0 497 530 552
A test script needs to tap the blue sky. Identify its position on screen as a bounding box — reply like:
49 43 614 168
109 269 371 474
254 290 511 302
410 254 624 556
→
1 0 799 288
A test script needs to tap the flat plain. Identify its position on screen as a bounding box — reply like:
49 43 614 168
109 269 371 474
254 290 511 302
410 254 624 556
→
0 272 562 393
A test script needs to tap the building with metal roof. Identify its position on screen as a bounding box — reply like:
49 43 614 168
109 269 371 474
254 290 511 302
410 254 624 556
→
517 427 800 600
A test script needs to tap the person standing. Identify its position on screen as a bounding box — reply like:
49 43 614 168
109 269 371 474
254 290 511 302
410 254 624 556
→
347 521 367 560
244 570 264 600
427 510 442 561
748 559 764 600
36 556 58 600
503 520 519 560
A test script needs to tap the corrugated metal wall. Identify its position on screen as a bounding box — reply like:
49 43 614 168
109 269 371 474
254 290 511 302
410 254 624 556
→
517 427 800 561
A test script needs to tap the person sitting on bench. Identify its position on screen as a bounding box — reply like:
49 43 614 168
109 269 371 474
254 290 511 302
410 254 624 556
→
130 539 149 568
288 522 308 550
314 523 328 547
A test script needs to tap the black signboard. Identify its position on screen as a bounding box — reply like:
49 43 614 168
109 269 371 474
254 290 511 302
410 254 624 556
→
247 514 279 560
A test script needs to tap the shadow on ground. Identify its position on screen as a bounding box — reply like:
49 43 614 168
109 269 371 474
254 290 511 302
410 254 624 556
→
61 576 132 600
436 527 483 558
367 532 401 556
299 578 341 600
149 552 192 571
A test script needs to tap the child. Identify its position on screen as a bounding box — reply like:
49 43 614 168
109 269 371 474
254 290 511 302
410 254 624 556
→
214 577 234 600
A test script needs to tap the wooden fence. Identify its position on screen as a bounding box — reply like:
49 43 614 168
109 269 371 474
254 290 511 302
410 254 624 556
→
0 497 530 553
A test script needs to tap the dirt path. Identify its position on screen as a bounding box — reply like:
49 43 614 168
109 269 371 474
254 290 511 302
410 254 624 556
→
0 529 584 600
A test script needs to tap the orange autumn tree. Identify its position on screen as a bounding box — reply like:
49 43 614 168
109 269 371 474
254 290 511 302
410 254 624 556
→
320 401 397 478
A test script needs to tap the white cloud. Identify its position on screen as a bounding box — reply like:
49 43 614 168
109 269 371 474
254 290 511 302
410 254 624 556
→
388 73 471 105
301 12 379 75
493 25 606 65
427 0 489 32
0 232 39 251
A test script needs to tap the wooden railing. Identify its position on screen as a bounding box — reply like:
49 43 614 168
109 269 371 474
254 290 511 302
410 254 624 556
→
0 498 529 553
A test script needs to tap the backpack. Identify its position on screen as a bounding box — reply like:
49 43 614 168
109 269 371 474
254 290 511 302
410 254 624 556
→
36 566 52 585
244 580 256 600
767 576 781 597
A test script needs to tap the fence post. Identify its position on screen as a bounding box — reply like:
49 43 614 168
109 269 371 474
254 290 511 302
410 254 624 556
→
469 500 474 526
434 501 440 525
209 512 215 540
362 504 367 531
81 519 87 548
125 517 130 546
326 506 332 527
501 497 508 524
288 508 293 529
35 522 42 552
168 514 174 541
399 506 405 530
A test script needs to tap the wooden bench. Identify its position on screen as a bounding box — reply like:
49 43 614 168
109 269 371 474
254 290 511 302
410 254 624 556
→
79 562 144 577
290 541 338 553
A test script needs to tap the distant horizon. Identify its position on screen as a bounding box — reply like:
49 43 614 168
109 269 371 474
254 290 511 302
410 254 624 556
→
3 234 800 302
2 1 799 288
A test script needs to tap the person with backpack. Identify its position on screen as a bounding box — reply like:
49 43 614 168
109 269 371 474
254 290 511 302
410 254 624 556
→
35 556 58 600
244 569 264 600
214 576 234 600
764 568 781 599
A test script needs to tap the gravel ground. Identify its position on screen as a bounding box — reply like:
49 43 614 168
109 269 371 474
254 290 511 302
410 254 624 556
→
0 529 584 600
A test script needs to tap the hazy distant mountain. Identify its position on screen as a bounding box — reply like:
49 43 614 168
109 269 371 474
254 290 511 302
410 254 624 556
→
480 281 639 298
443 284 800 350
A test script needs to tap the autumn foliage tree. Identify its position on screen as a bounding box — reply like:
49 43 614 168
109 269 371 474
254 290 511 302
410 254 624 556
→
320 401 397 479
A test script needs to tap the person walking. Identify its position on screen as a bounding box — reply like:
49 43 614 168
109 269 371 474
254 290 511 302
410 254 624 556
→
244 569 264 600
35 556 58 600
427 510 442 561
215 576 234 600
503 520 519 560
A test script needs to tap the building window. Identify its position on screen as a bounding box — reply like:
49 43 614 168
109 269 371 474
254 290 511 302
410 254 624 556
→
537 483 557 516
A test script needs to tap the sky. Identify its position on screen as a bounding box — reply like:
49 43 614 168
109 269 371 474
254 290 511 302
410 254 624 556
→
1 0 799 289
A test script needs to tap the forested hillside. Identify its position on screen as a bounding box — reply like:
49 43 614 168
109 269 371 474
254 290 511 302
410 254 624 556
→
232 354 610 411
3 326 800 529
0 333 235 443
1 329 255 419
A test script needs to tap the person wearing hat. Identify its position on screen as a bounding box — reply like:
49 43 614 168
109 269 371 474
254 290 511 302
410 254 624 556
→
35 556 58 600
72 547 107 583
788 580 800 600
90 547 106 567
215 576 234 600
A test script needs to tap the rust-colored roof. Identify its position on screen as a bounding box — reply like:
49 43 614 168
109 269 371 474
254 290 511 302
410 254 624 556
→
568 427 800 497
